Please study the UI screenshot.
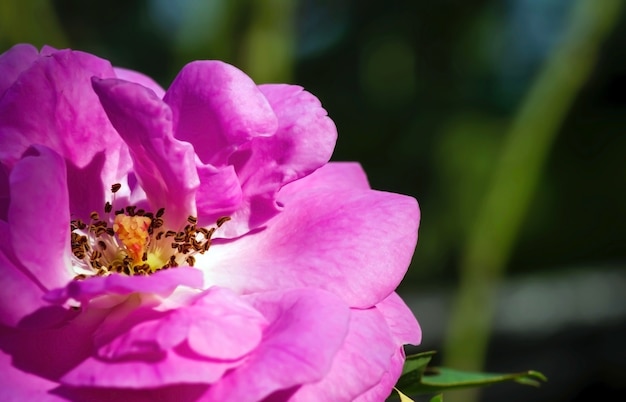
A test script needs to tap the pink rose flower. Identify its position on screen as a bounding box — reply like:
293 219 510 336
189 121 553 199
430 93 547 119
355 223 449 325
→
0 44 421 401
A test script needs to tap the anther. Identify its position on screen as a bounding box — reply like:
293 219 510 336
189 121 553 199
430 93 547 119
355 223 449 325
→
71 186 226 279
216 216 231 227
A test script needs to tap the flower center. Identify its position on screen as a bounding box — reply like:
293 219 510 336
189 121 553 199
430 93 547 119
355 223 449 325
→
70 183 230 279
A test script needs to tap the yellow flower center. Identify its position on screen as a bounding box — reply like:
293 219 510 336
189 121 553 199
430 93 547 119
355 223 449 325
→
70 183 230 279
113 214 152 264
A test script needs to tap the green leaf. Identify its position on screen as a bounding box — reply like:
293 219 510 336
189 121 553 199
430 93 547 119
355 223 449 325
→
395 350 437 393
429 394 443 402
401 350 437 376
400 367 547 395
392 350 546 400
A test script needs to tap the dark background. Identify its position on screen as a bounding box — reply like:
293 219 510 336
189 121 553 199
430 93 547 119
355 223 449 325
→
1 0 625 401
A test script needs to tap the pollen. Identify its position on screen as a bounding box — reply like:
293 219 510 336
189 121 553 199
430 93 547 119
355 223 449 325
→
69 183 230 280
113 214 151 264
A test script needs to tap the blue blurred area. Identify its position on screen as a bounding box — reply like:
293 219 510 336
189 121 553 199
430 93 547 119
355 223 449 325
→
2 0 626 400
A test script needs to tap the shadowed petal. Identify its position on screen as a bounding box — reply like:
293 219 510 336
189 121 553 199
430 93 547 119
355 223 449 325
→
0 248 49 327
51 384 209 402
195 163 242 219
1 163 10 224
92 77 199 226
0 48 130 219
61 302 243 388
0 305 107 390
0 349 65 402
99 287 267 361
45 267 203 305
8 146 72 290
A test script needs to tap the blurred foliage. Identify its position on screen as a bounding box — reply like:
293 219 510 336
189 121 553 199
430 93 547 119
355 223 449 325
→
443 4 623 402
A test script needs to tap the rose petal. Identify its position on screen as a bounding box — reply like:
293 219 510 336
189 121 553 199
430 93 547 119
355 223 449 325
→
0 48 117 166
95 300 184 359
3 303 227 391
0 220 42 326
8 146 72 289
99 287 267 361
0 50 129 217
195 163 243 222
0 248 51 327
164 60 277 166
215 84 338 238
201 288 350 401
0 48 130 219
203 189 420 308
114 67 166 99
187 287 267 359
254 84 337 187
0 348 64 402
291 307 397 401
0 162 9 221
278 162 371 202
92 77 199 226
0 305 106 385
45 267 204 305
354 348 406 402
51 384 208 402
0 44 39 98
39 45 58 56
376 291 421 346
61 303 242 388
354 293 421 401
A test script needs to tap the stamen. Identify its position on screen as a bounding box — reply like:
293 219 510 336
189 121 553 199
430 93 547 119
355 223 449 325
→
69 183 229 280
216 216 231 227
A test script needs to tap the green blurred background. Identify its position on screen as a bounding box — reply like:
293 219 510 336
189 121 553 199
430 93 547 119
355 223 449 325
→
2 0 625 401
